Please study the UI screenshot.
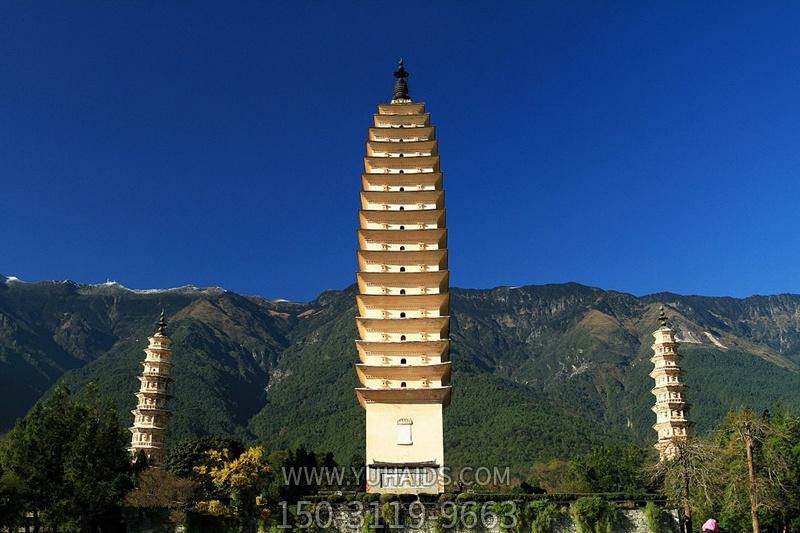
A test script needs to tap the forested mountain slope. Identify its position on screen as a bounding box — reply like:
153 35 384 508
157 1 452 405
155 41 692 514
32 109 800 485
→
2 275 799 467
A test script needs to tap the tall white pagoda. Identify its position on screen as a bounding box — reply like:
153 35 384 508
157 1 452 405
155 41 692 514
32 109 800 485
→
355 61 452 494
650 306 692 460
129 310 174 466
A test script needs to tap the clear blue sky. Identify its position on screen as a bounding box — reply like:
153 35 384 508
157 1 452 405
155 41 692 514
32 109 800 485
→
2 2 799 301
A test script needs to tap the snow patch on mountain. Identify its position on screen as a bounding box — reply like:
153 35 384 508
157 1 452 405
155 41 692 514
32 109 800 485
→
677 330 703 344
80 280 227 295
704 331 728 350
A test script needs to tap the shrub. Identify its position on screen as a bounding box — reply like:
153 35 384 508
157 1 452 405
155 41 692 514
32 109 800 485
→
362 509 376 533
491 500 521 531
570 496 620 533
360 492 381 503
529 500 563 533
437 492 455 504
643 501 667 533
455 491 476 503
379 493 398 504
380 501 398 527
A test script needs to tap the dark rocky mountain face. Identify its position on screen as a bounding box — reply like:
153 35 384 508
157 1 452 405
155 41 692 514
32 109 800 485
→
1 275 799 468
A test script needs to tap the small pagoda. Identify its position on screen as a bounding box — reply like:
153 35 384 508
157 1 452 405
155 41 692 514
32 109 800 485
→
650 306 692 460
355 60 452 494
129 310 174 466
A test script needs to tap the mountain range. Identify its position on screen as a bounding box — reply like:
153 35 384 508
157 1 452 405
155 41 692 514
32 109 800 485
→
2 274 799 469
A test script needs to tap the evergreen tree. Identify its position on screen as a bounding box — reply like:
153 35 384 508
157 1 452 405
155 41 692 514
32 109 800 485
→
0 383 132 531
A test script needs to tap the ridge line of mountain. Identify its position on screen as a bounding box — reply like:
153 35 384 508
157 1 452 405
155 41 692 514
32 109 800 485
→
4 273 800 306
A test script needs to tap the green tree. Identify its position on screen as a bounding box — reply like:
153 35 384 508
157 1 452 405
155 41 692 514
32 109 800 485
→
126 468 195 525
570 496 620 533
0 465 23 528
164 436 245 478
0 383 132 532
193 447 273 533
649 438 718 533
570 444 650 493
764 408 800 531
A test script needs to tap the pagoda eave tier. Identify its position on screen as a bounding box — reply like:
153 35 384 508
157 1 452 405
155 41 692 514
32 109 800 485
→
356 363 451 382
358 250 448 269
138 374 173 382
356 340 449 361
362 172 442 191
129 423 168 431
128 444 164 451
369 127 435 142
649 356 683 366
358 228 446 247
649 368 684 378
651 384 688 394
357 271 449 291
131 407 172 415
356 317 450 336
356 293 449 313
356 386 451 407
373 113 430 128
377 103 426 115
361 190 444 209
652 401 691 409
653 421 693 431
359 209 445 226
366 140 438 156
364 157 439 173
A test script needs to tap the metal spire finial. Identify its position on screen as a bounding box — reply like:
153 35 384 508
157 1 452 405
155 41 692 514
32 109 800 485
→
156 309 167 335
392 59 411 102
658 306 668 328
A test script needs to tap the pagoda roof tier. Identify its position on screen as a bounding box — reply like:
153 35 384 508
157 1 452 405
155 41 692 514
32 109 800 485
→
356 317 450 337
356 293 450 315
358 250 448 269
131 406 171 415
136 390 172 399
356 340 450 362
356 362 451 384
356 386 451 407
358 228 447 248
652 401 692 411
373 113 430 128
651 342 680 350
649 367 685 378
366 140 438 156
362 172 443 191
141 359 173 367
129 422 168 430
361 191 444 211
653 420 693 431
377 103 426 115
131 408 171 418
357 271 448 292
359 209 445 227
135 391 173 400
128 442 164 452
364 156 439 173
139 373 173 382
652 355 681 364
651 384 688 395
369 127 435 142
